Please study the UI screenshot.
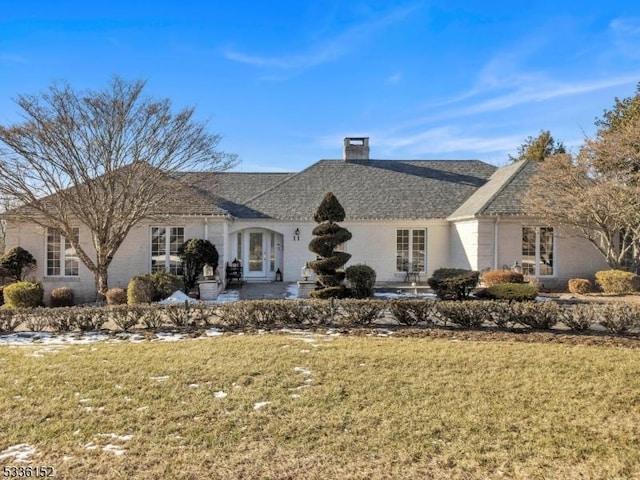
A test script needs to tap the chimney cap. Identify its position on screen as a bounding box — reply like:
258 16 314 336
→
343 137 370 162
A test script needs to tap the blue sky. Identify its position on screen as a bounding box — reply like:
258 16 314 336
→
1 1 639 171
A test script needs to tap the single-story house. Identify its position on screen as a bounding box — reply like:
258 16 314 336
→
4 137 609 302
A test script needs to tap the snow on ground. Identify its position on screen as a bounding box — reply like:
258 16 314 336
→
253 401 271 410
0 444 37 463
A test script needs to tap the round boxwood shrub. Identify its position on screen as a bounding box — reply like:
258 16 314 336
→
3 281 44 308
151 271 184 300
427 268 479 300
50 286 74 307
106 287 128 306
482 269 524 287
127 275 156 304
481 283 538 302
568 278 592 295
345 264 376 298
595 269 639 294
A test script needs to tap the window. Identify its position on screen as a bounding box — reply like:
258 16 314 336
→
396 229 426 272
151 227 184 275
47 227 79 276
270 232 276 272
522 226 554 276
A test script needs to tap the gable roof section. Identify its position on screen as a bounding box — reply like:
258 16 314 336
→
168 172 294 217
448 159 537 220
239 159 497 221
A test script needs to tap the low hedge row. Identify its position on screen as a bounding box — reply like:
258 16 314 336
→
1 299 640 335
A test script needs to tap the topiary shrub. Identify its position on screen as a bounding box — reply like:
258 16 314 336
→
3 281 44 308
0 246 37 282
127 275 156 304
50 286 74 307
595 269 639 294
151 271 183 300
481 283 538 302
568 278 592 295
482 269 524 287
345 264 376 298
179 238 219 293
308 192 352 299
427 268 479 300
106 287 128 305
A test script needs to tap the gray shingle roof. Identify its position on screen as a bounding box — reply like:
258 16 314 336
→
238 159 497 221
448 159 537 219
167 172 293 217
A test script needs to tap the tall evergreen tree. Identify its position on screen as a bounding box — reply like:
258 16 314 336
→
509 130 565 162
308 192 352 298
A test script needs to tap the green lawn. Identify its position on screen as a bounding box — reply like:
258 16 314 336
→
1 333 640 479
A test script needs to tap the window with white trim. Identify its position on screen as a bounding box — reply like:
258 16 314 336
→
396 229 426 272
151 227 184 275
46 227 79 276
522 226 554 276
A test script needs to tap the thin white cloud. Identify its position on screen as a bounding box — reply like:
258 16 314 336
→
375 126 523 156
222 4 418 70
610 17 640 58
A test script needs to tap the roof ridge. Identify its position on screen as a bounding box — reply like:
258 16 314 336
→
241 160 327 206
476 159 531 216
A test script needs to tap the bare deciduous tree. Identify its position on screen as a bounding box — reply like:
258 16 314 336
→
525 85 640 271
0 77 237 299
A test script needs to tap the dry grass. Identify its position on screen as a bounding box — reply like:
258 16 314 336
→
1 334 640 479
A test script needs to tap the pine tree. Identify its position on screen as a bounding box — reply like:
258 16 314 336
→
308 192 352 298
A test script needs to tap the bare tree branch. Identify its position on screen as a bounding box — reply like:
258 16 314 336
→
0 77 237 299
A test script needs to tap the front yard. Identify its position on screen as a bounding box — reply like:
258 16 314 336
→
2 333 640 479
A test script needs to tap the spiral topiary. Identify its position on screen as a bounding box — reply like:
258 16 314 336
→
308 192 352 298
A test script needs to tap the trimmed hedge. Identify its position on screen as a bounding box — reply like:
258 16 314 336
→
595 270 639 294
106 287 128 306
3 281 44 308
345 264 377 298
427 268 479 300
568 278 592 295
50 287 74 307
1 298 639 337
481 283 538 302
482 270 525 287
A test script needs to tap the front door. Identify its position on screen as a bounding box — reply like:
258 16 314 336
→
246 231 267 278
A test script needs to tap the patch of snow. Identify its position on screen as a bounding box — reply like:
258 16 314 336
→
293 367 312 376
84 442 98 450
214 391 228 399
374 291 437 300
155 332 186 342
97 433 134 442
0 444 37 463
285 284 299 299
291 394 301 399
150 375 170 382
253 401 271 410
136 406 149 411
160 290 197 304
536 296 553 302
189 384 199 388
205 328 223 337
102 444 126 456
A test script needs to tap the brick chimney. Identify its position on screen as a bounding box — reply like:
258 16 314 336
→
343 137 370 162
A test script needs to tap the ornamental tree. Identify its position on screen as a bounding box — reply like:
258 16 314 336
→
308 192 352 298
0 77 236 300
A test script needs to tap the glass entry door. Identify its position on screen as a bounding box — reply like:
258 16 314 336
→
246 231 267 277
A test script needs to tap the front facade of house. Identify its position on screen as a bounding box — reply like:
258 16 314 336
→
4 138 610 303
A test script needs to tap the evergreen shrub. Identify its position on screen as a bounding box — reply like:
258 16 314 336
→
481 283 538 302
427 268 479 300
3 281 44 308
345 264 376 298
595 270 638 294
